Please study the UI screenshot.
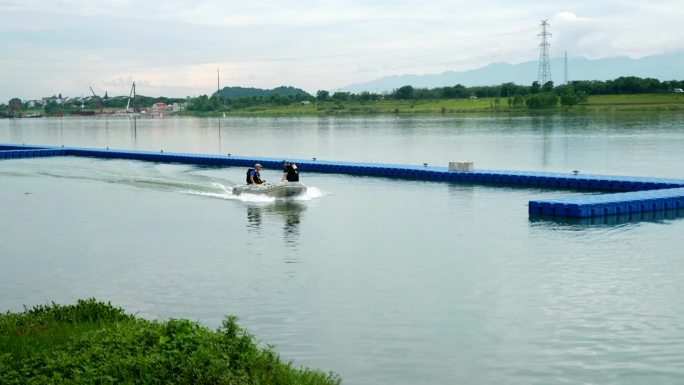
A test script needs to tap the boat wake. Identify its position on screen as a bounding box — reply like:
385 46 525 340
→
1 157 326 203
181 183 325 203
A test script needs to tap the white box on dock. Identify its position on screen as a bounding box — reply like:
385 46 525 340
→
448 161 474 171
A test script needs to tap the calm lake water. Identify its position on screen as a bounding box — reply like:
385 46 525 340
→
2 114 684 385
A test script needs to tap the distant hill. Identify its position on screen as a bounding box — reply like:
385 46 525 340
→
341 51 684 93
215 86 311 99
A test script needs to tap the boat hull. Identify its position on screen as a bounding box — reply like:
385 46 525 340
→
232 182 307 198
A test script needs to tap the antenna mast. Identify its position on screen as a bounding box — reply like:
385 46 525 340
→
564 51 568 84
537 19 552 84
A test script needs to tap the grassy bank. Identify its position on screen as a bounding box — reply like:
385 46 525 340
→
10 93 684 118
180 93 684 116
0 299 340 385
581 93 684 108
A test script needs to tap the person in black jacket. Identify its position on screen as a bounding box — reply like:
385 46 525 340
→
281 161 299 182
246 163 265 185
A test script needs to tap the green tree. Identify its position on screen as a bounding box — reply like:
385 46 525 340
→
560 92 578 107
357 91 375 103
559 84 581 108
188 95 217 111
525 93 558 109
576 91 588 103
499 82 519 98
541 81 554 93
513 94 524 107
316 90 330 101
7 98 22 117
331 92 350 102
395 85 414 100
530 81 541 94
44 100 61 116
442 84 467 98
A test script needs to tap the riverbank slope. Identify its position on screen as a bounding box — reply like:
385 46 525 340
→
0 299 340 385
183 93 684 116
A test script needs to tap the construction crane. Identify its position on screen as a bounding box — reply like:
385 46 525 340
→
89 86 104 113
125 82 139 113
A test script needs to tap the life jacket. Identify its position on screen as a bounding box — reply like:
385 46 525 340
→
285 164 299 182
246 168 262 184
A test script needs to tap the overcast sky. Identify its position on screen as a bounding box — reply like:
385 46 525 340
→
1 0 682 101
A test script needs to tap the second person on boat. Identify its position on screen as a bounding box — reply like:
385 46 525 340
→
281 161 299 182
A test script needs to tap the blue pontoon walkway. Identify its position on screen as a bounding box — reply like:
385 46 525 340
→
2 143 684 219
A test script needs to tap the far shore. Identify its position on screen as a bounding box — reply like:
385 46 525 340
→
5 93 684 118
182 93 684 116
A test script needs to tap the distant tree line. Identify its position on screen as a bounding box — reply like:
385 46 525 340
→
185 85 314 112
185 76 684 112
215 86 310 100
187 93 314 112
380 76 684 100
311 81 576 109
354 76 684 109
4 76 683 117
319 77 678 110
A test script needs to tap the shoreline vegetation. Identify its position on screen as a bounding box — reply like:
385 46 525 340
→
0 299 341 385
3 93 684 119
182 93 684 116
3 76 684 118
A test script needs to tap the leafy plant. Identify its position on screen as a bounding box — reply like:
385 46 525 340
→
0 299 340 385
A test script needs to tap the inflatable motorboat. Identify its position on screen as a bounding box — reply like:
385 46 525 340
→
232 181 307 198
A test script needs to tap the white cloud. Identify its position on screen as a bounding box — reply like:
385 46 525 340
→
550 5 684 59
0 0 683 101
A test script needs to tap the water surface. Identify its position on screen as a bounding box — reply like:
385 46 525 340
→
1 114 683 385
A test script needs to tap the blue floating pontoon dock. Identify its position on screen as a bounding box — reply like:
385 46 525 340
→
3 143 684 219
528 188 684 217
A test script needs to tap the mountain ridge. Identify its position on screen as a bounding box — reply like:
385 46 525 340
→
341 51 684 93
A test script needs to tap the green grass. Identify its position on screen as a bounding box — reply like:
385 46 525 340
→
16 93 684 118
583 93 684 110
0 299 341 385
179 98 499 116
177 93 684 116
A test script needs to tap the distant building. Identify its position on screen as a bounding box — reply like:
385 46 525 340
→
149 102 179 117
152 102 167 111
42 96 64 105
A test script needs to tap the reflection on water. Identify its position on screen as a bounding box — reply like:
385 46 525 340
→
279 202 304 243
247 206 262 230
529 208 684 227
245 201 306 246
0 156 314 249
